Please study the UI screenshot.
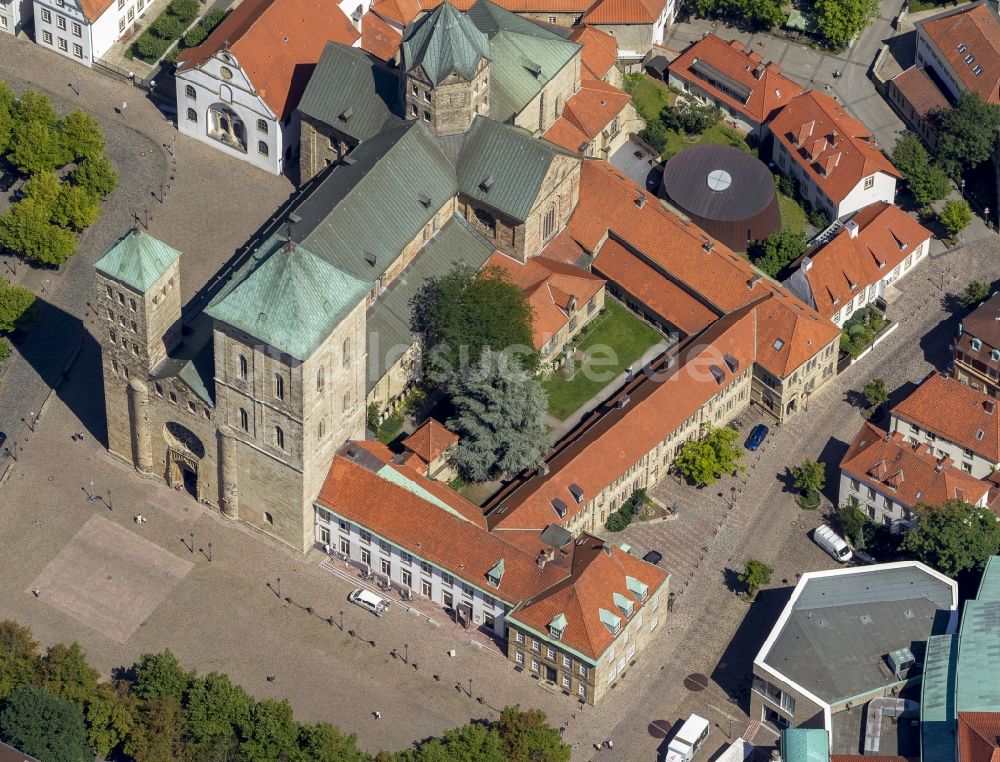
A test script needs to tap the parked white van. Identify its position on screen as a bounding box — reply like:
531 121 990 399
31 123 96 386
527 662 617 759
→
666 714 710 762
813 524 853 563
348 588 391 616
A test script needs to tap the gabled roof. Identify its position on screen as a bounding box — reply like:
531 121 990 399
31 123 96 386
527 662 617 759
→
581 0 665 25
205 240 370 361
94 227 181 292
485 252 605 349
466 0 581 122
754 288 840 379
0 740 41 762
297 43 403 143
891 372 1000 462
840 422 990 509
917 1 1000 105
76 0 116 22
403 418 459 462
568 25 618 81
958 713 1000 762
361 10 405 61
402 1 490 84
890 65 950 119
768 90 900 204
542 79 632 151
488 302 758 531
960 291 1000 349
508 537 668 660
370 0 423 25
456 116 570 222
668 34 803 125
175 0 359 119
792 203 932 318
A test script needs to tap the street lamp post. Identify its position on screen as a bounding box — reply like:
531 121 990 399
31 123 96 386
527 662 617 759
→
190 532 194 555
87 480 99 502
107 488 112 511
404 643 409 664
468 677 473 698
207 542 212 562
730 486 736 508
339 610 344 631
276 577 281 599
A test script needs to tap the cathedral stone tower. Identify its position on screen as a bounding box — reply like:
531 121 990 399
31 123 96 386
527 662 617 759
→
401 2 491 136
93 227 182 469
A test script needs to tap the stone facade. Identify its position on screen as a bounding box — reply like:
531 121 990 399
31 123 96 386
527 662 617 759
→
299 114 356 183
519 10 582 26
513 55 580 134
406 60 491 137
505 579 668 705
540 288 606 360
751 339 839 422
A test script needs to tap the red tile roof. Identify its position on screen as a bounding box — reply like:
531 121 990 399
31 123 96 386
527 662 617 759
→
569 25 619 81
370 0 423 24
175 0 359 119
540 229 590 265
509 536 668 660
890 66 950 118
592 238 717 336
840 422 990 509
372 0 594 24
543 80 632 152
361 11 403 62
892 372 1000 462
78 0 116 22
668 34 803 126
797 202 932 318
958 712 1000 762
402 418 459 463
919 2 1000 105
582 0 666 25
486 252 605 350
753 288 840 378
768 91 900 204
489 302 759 531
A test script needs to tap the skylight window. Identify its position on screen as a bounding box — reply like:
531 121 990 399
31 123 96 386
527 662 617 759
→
965 53 975 64
486 558 505 588
977 429 986 441
958 43 968 53
773 338 784 351
974 65 984 76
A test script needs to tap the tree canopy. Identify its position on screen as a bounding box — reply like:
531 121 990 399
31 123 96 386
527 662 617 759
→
674 425 745 486
749 227 807 278
792 460 825 495
0 684 91 762
814 0 878 49
891 131 951 208
959 280 991 309
691 0 784 30
862 378 889 409
901 499 1000 576
660 100 722 135
447 348 549 481
939 199 972 237
738 559 773 599
0 280 35 334
933 92 1000 179
412 263 536 384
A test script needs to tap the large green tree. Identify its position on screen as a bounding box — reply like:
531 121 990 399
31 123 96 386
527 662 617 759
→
959 280 991 309
0 197 78 266
738 559 773 599
0 280 35 334
183 671 253 754
749 227 807 277
7 119 63 175
674 425 745 486
0 684 91 762
58 109 106 163
891 131 951 207
692 0 783 29
11 89 58 128
814 0 878 49
839 501 872 549
294 723 370 762
0 621 38 700
939 199 972 237
495 706 571 762
132 650 192 704
934 92 1000 179
0 80 14 156
901 499 1000 576
862 378 889 409
792 459 825 496
71 153 118 199
240 699 299 762
447 348 548 481
412 263 536 383
123 697 192 762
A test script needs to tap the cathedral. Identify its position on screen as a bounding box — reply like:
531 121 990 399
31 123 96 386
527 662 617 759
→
94 0 595 552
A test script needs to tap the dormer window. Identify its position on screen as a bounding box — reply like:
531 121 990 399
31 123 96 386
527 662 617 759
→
992 349 1000 362
568 483 584 504
548 612 567 640
723 353 739 373
626 575 648 601
551 498 568 518
613 591 634 619
486 558 504 588
972 338 982 352
599 608 621 636
709 365 725 384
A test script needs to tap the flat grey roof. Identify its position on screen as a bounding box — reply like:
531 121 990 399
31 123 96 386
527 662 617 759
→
761 565 956 705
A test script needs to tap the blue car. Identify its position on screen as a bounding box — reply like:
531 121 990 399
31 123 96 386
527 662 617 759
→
745 424 769 451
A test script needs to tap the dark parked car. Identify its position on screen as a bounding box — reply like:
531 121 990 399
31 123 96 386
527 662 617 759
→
642 550 663 566
0 432 7 451
745 423 769 451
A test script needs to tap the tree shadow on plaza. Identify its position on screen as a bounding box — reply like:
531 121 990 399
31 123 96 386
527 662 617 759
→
6 296 107 444
817 437 849 505
709 586 793 712
919 301 963 371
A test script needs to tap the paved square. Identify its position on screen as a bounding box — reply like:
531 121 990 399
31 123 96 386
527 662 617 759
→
28 515 193 643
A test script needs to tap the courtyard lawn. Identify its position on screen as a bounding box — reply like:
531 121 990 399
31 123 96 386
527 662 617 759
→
542 300 664 420
661 123 752 161
626 75 674 122
778 191 809 234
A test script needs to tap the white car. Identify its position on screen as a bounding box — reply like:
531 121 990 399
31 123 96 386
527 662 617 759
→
348 588 390 617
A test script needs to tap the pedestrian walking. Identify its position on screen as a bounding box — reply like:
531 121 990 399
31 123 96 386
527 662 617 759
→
120 100 127 115
374 710 381 720
31 589 39 598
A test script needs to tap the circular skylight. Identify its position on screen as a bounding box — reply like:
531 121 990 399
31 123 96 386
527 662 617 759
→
707 169 732 192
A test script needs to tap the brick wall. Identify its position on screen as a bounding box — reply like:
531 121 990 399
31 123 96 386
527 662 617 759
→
299 115 355 183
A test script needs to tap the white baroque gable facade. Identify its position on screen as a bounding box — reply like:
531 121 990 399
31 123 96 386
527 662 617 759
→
33 0 150 65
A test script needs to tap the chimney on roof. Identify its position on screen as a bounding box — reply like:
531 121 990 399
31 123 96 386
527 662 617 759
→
986 400 996 414
748 274 762 289
754 63 765 80
618 394 631 409
845 220 859 239
802 255 812 272
602 542 612 557
636 194 647 208
538 461 550 476
702 240 714 253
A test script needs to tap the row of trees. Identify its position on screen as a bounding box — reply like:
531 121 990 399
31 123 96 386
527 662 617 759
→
0 623 570 762
0 82 118 266
688 0 876 49
0 280 34 363
410 263 549 482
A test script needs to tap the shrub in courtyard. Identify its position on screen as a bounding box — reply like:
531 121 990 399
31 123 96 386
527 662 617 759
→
674 425 745 486
738 559 773 599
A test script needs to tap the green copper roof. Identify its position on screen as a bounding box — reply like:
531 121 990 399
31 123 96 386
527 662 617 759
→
466 0 579 123
612 591 633 616
402 3 490 85
975 555 1000 600
921 634 958 762
598 608 620 632
456 117 564 223
376 463 475 522
780 729 828 762
298 42 403 143
549 612 567 631
626 575 648 599
955 595 1000 711
94 228 181 292
206 240 370 361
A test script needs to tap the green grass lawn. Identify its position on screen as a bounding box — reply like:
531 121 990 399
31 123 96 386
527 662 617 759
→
661 123 752 161
625 75 673 122
778 191 809 234
542 300 664 420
